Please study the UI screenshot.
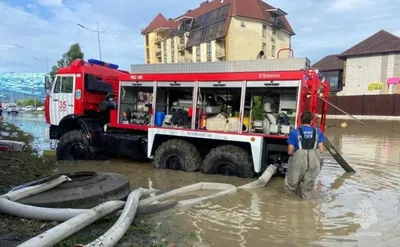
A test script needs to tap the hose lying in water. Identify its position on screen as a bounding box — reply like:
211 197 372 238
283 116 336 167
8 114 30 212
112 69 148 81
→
0 196 177 222
17 188 158 247
0 175 71 201
238 165 277 189
85 183 237 247
84 188 147 247
7 167 275 247
1 169 268 222
16 182 237 247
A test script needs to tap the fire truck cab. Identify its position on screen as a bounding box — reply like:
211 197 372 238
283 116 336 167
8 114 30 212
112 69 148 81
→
44 59 129 153
45 57 330 178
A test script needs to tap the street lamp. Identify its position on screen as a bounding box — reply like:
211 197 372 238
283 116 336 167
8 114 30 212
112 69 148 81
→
77 21 105 60
33 55 49 73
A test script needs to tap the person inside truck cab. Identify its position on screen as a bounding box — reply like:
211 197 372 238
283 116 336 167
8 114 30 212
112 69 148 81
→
284 111 324 199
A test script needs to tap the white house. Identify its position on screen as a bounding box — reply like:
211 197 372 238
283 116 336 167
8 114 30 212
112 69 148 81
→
337 30 400 96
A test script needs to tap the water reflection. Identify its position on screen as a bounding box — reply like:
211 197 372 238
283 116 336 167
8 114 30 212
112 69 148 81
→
2 112 49 153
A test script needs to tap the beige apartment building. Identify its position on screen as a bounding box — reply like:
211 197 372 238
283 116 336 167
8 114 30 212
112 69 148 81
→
141 0 295 64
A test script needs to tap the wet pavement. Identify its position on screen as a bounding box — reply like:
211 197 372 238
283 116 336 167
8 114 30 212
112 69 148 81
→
3 113 400 247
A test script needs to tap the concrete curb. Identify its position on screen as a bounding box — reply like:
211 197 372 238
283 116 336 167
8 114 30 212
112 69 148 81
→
320 115 400 121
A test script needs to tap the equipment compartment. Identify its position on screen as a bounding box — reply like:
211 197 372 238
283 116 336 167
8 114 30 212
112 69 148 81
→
118 82 153 126
196 81 242 132
244 85 298 136
154 82 196 129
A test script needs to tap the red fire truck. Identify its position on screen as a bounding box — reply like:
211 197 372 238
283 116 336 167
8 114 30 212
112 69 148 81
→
44 56 330 178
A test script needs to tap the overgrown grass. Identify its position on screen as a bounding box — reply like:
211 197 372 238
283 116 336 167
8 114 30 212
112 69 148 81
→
0 122 56 193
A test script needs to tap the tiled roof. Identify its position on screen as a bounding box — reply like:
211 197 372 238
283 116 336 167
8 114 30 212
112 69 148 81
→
141 13 175 34
233 0 294 34
141 0 294 36
338 30 400 58
312 55 344 71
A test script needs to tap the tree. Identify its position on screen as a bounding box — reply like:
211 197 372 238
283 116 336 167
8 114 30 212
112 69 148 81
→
49 43 84 81
16 98 43 107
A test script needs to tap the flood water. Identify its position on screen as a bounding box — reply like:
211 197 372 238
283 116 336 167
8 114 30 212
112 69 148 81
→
3 113 400 247
2 112 49 153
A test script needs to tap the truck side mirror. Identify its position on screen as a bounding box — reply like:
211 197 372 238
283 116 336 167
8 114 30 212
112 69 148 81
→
44 74 52 96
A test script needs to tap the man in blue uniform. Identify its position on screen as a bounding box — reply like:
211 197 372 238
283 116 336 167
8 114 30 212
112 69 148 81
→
284 111 325 199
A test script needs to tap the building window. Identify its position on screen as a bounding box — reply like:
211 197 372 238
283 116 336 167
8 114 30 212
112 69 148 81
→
271 45 275 57
321 71 343 91
171 38 175 63
146 47 150 61
163 41 167 63
145 35 149 46
196 45 201 62
206 41 211 62
272 29 276 40
262 25 267 38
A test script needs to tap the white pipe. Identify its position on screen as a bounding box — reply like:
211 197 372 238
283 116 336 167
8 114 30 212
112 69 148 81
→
85 188 145 247
17 189 158 247
0 140 27 152
139 182 235 206
0 198 87 221
0 198 176 222
0 175 71 201
6 168 278 247
238 165 277 189
177 183 237 207
85 183 237 247
17 201 125 247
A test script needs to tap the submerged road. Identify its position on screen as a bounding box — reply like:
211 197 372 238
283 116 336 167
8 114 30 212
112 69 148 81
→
3 113 400 247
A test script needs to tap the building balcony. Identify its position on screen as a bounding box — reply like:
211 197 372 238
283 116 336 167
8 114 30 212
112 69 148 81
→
177 43 186 51
216 48 225 58
155 36 164 44
178 58 193 63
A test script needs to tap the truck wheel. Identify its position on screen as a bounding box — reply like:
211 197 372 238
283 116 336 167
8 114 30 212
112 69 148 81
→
56 130 94 161
153 139 202 172
202 145 254 178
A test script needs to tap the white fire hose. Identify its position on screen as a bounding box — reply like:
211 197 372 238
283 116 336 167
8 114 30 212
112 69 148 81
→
0 165 278 247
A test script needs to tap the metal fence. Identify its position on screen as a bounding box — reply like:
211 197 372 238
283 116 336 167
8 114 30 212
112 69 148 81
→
318 94 400 116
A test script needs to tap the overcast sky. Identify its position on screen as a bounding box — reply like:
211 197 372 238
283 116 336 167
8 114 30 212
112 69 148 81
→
0 0 399 73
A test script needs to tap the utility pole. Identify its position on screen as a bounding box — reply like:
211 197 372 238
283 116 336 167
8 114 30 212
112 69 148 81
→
77 22 105 60
97 21 102 60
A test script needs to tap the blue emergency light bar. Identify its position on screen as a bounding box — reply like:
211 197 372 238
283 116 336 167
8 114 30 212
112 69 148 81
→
88 59 119 69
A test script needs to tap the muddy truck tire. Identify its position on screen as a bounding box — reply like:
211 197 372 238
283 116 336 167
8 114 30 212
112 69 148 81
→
56 130 95 161
153 139 202 172
202 145 254 178
17 171 130 209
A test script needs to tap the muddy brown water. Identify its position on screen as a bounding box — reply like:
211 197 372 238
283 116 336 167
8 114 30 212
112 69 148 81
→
56 120 400 247
4 114 400 246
